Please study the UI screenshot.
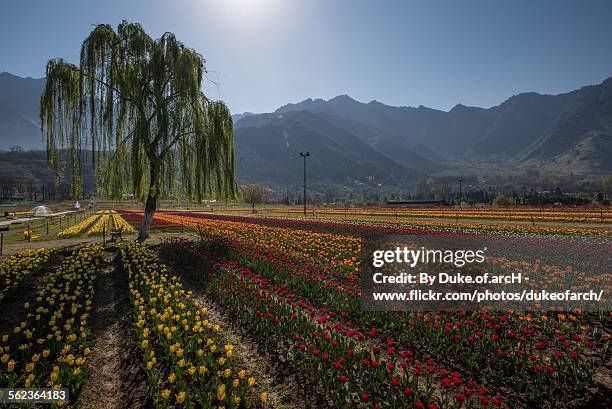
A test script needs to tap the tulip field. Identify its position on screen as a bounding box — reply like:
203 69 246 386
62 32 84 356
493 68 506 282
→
0 247 55 303
0 208 610 408
1 244 102 396
234 206 612 224
57 210 134 239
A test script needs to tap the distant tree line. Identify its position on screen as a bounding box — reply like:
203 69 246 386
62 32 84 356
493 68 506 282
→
0 149 96 201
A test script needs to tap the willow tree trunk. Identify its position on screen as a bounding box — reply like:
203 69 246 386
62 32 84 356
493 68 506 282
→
138 193 157 241
138 161 160 241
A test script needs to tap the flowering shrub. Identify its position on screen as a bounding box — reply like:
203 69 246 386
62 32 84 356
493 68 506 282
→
120 242 262 408
0 244 103 402
0 248 54 302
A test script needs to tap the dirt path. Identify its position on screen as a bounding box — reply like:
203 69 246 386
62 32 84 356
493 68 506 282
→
588 363 612 408
1 237 105 255
171 261 317 409
78 250 151 409
0 232 179 256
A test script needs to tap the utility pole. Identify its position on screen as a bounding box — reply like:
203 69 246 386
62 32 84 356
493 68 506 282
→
458 179 463 205
300 152 311 216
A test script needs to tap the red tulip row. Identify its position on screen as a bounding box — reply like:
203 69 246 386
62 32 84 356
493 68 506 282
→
162 238 500 409
118 210 181 230
216 238 605 405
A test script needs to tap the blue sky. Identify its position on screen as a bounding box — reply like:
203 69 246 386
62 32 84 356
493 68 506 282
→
1 0 612 114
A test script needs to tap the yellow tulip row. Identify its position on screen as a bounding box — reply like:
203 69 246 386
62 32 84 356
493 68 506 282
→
57 210 134 238
362 217 612 236
0 248 55 302
110 212 135 234
121 243 263 408
250 212 611 237
0 244 103 401
264 206 612 223
87 214 111 236
57 214 101 238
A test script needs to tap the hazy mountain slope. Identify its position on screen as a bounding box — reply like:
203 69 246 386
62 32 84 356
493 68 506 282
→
295 109 435 169
234 111 417 184
474 93 568 156
278 96 479 157
0 72 45 122
520 78 612 164
231 112 255 125
0 104 43 149
0 72 46 149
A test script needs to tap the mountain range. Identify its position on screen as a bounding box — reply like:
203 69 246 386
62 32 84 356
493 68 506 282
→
0 72 45 150
1 71 611 186
233 77 612 183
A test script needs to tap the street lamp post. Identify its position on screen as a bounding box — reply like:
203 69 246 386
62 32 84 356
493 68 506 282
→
300 152 310 216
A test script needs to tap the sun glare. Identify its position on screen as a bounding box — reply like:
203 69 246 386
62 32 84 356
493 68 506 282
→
216 0 284 24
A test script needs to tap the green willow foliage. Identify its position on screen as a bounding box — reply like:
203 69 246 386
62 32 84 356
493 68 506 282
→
40 21 236 237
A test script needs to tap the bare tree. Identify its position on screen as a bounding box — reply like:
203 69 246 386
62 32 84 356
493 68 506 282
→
242 184 267 213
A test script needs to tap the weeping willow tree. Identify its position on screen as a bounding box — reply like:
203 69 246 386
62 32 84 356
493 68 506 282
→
40 21 236 240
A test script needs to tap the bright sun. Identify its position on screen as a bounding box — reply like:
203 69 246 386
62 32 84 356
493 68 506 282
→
217 0 281 23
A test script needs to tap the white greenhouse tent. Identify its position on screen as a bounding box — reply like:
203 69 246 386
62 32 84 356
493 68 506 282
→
32 206 52 217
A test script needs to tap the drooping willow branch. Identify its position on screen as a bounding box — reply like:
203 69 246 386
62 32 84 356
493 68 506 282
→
40 21 237 206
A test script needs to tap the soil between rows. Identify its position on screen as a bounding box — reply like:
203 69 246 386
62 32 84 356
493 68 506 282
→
77 250 151 409
159 246 320 409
